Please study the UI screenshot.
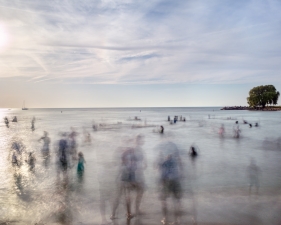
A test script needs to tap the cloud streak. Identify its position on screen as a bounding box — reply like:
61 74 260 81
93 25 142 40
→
0 0 280 85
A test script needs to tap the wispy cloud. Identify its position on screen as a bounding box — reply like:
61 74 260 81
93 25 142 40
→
0 0 281 84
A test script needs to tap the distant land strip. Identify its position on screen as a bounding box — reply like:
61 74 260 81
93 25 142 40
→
221 106 281 111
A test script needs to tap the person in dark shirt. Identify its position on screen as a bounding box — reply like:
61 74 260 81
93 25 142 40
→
157 141 183 224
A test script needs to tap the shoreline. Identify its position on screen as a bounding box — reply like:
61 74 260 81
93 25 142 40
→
221 106 281 111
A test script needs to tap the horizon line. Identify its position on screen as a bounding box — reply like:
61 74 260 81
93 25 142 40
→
1 106 234 109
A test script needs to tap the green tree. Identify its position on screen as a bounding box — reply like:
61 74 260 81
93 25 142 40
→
247 85 280 108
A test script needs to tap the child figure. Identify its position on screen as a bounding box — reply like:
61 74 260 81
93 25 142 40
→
12 152 18 166
77 152 86 174
26 152 36 171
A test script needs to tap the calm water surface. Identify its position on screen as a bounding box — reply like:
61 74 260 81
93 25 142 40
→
0 107 281 224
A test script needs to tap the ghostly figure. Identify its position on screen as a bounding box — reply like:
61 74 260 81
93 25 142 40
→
248 159 261 194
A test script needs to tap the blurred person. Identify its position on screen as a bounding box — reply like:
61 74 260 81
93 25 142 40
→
98 164 113 225
12 151 19 166
219 124 225 137
111 146 137 220
160 126 164 134
97 137 122 225
156 140 183 224
4 116 9 127
168 116 170 121
26 152 36 171
77 152 86 175
92 123 98 131
57 133 69 182
39 131 51 167
249 123 252 128
133 135 147 216
68 127 78 164
11 140 24 155
77 152 86 186
12 116 17 122
11 141 24 167
83 128 91 144
111 135 146 220
188 145 199 224
248 159 261 194
233 126 241 138
39 131 51 156
31 116 36 131
198 120 204 127
13 172 24 198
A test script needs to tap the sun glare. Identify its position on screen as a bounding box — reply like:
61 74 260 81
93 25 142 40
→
0 24 9 49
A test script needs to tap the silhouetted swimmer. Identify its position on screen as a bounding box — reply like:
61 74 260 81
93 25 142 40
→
236 121 238 124
189 146 198 158
243 120 248 124
160 125 164 134
174 116 177 124
255 123 259 127
249 124 252 128
168 116 170 121
12 116 17 122
183 117 186 122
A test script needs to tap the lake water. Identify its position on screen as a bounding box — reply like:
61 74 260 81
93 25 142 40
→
0 107 281 225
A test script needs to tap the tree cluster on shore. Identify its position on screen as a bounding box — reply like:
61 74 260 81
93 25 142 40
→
247 85 280 108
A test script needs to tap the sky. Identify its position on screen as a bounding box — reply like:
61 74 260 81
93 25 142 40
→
0 0 281 108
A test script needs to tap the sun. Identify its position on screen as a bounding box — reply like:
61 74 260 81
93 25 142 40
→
0 24 9 48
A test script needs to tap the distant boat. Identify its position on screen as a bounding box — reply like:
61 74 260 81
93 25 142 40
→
22 101 28 110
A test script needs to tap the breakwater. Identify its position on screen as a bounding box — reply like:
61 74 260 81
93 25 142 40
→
221 106 281 111
221 106 249 110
